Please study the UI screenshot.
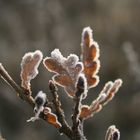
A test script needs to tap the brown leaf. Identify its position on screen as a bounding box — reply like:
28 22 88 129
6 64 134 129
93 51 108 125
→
20 50 43 92
81 27 100 88
86 76 99 88
102 79 123 105
80 105 90 118
80 79 123 119
44 107 62 129
53 74 73 87
43 49 83 98
44 58 66 74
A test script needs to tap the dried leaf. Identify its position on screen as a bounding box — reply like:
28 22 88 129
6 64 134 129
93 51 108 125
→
44 107 62 128
101 79 123 105
80 79 123 119
79 105 90 119
81 27 100 88
20 50 43 92
80 102 102 119
43 49 83 97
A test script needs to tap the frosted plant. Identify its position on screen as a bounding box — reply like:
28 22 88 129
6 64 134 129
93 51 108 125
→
21 50 43 93
81 27 100 88
43 49 84 98
27 91 47 122
0 27 122 140
105 125 120 140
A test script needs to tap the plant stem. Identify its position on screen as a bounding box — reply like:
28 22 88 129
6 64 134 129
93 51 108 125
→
49 80 73 139
0 63 35 107
72 96 87 140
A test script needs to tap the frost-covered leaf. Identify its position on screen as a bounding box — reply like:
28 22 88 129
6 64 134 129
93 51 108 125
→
43 107 62 128
20 50 43 92
105 125 120 140
43 49 83 98
81 27 100 88
80 79 123 119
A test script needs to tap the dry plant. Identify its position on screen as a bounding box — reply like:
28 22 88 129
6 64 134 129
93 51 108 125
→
0 27 122 140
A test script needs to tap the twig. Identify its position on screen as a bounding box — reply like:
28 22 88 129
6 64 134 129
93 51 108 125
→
72 75 87 140
72 96 82 139
49 80 73 139
0 63 35 107
72 97 87 140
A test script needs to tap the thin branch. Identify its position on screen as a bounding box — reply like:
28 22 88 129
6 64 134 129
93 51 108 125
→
72 96 82 140
72 75 87 140
72 97 87 140
49 80 73 138
0 63 35 107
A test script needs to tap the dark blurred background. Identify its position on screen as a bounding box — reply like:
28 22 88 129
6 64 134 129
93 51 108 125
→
0 0 140 140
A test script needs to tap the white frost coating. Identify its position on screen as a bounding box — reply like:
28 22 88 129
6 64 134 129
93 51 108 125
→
44 48 84 98
111 79 123 94
27 91 46 122
100 81 113 96
78 73 88 99
21 50 43 67
107 125 120 140
82 26 93 45
81 27 100 60
43 107 51 114
33 50 43 61
97 93 107 103
92 41 100 60
65 54 79 68
35 91 47 106
31 51 42 79
21 50 43 90
51 49 65 63
27 106 44 122
93 60 100 75
88 75 100 89
115 79 123 86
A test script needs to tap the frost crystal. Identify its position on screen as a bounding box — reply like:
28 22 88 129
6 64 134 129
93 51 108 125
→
43 49 83 98
27 91 46 122
20 50 43 91
81 26 100 88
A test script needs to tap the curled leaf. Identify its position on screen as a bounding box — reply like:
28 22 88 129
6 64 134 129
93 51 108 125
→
105 125 120 140
81 27 100 88
80 79 123 119
101 79 123 105
43 49 83 97
20 50 43 92
43 107 62 129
